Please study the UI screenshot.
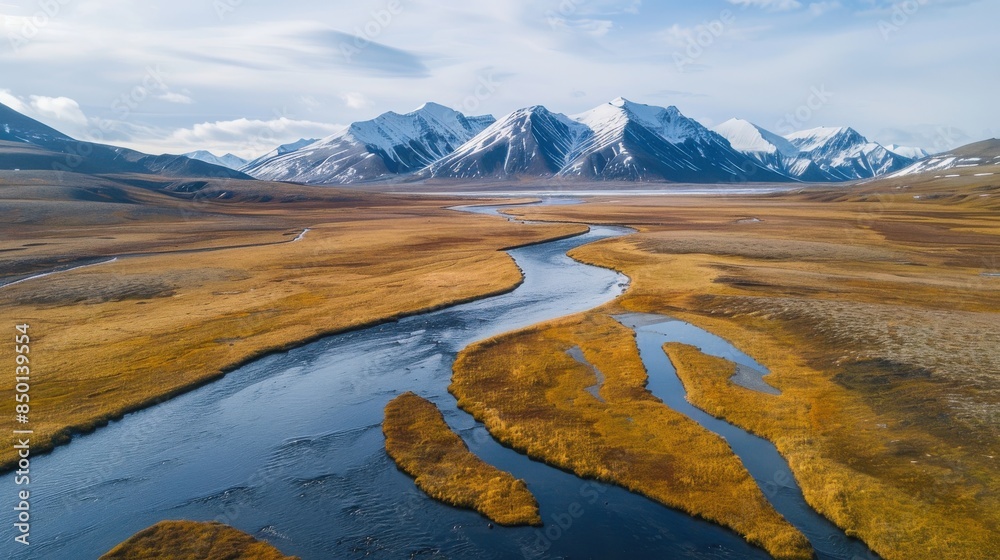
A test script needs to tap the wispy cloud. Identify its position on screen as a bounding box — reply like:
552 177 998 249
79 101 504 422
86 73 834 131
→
0 1 993 157
157 92 194 104
340 92 374 110
302 29 431 77
140 117 346 159
727 0 803 10
808 1 842 16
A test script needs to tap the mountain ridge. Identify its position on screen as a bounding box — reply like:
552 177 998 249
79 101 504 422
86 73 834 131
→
241 98 913 185
0 102 249 179
0 98 950 186
241 102 495 184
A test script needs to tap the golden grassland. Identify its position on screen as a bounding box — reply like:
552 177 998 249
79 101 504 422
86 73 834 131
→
451 313 812 559
383 392 542 526
492 174 1000 559
0 174 584 470
99 520 297 560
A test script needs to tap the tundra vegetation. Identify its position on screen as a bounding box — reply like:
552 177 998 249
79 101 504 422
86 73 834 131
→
100 520 298 560
383 392 541 526
465 173 999 559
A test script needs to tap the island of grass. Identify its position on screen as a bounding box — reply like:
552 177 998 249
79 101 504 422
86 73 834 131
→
451 313 812 559
100 520 297 560
383 392 542 527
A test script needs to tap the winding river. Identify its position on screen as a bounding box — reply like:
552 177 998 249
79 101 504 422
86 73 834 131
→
4 201 875 559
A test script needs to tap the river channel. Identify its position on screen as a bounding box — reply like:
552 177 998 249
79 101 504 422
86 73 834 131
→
5 201 873 559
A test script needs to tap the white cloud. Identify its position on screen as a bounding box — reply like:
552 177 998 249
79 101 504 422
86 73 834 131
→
662 23 697 48
0 1 994 158
550 17 615 37
727 0 802 10
0 90 89 131
141 117 346 159
0 89 30 114
29 95 87 126
157 91 194 104
565 0 642 16
808 1 841 16
340 92 374 110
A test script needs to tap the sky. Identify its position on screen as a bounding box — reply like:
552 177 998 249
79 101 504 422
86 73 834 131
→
0 0 996 159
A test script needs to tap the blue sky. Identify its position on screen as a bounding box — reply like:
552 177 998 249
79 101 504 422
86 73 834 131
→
0 0 995 158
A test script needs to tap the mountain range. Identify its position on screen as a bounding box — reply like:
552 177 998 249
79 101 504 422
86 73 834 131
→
0 98 939 185
241 102 496 184
183 150 248 171
0 102 248 179
887 138 1000 178
235 98 919 185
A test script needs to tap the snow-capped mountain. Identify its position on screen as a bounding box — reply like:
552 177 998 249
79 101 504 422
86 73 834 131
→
559 98 788 182
426 106 591 178
785 127 914 181
240 138 318 172
428 98 788 182
887 139 1000 178
0 101 248 179
184 150 248 171
885 144 932 160
712 118 831 182
242 103 495 184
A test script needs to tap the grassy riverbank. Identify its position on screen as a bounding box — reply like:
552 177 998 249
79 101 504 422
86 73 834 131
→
451 312 812 559
490 175 999 559
100 520 297 559
384 392 541 526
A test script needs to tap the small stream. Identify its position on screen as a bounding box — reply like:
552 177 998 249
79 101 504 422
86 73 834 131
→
1 200 877 559
616 314 879 560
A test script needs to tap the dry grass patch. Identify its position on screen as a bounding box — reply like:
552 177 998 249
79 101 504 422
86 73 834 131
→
0 190 584 470
452 313 812 559
100 520 297 560
504 186 999 559
383 392 541 526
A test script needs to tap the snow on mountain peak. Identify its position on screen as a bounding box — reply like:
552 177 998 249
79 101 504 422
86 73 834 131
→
574 98 707 145
341 103 492 153
784 126 864 153
183 150 248 170
783 126 913 180
885 144 931 159
241 104 495 183
427 104 591 178
713 118 800 158
414 101 454 114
